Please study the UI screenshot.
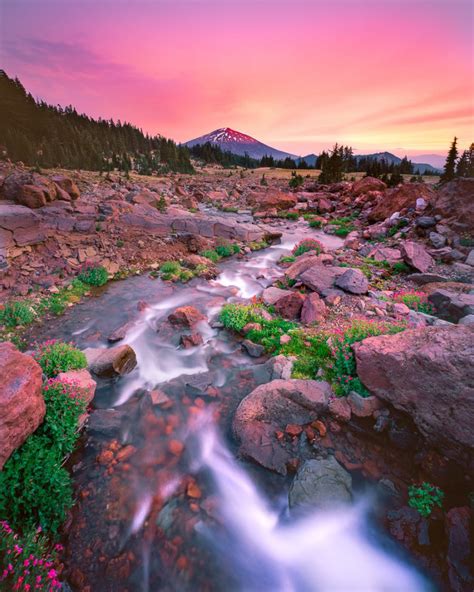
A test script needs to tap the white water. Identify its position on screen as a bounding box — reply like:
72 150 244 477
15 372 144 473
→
189 418 432 592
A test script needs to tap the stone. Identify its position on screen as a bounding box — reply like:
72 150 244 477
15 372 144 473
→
400 241 433 273
334 268 369 294
299 264 345 295
242 339 265 358
328 397 352 422
84 345 137 377
347 391 383 418
352 176 386 196
429 178 474 232
354 326 474 461
428 289 474 323
445 507 472 592
51 174 80 199
233 379 332 474
107 321 135 343
262 286 292 306
247 190 297 211
369 183 434 222
301 292 327 324
415 216 436 228
429 232 446 249
180 333 204 348
273 290 305 320
466 250 474 267
367 246 402 264
288 457 352 510
458 314 474 326
168 306 206 327
56 369 96 407
284 253 325 280
407 273 450 285
0 342 45 469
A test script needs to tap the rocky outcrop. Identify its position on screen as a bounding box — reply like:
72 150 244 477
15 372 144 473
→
428 290 474 323
299 264 345 296
368 183 434 222
352 177 387 196
233 379 331 474
0 203 45 248
288 457 352 510
1 171 79 208
0 342 45 469
301 293 327 324
334 268 369 294
247 190 297 211
353 326 474 462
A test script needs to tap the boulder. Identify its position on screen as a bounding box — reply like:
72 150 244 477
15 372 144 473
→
299 264 345 295
168 306 206 327
428 232 446 249
353 326 474 460
0 342 45 469
233 379 331 474
262 286 292 306
367 246 402 264
347 391 383 418
1 171 58 208
301 292 327 324
429 178 474 232
242 339 265 358
400 241 433 273
84 345 137 377
352 177 386 196
247 190 297 211
180 333 204 349
51 175 80 199
289 457 352 510
0 204 45 247
334 268 369 294
428 290 474 323
284 253 327 280
273 290 305 320
445 507 473 592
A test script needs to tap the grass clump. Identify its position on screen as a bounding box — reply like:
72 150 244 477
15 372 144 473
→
408 483 444 518
309 219 323 228
393 290 433 314
78 262 108 287
33 340 87 378
330 216 356 237
277 211 299 220
279 255 296 264
391 261 411 274
215 243 240 258
292 238 324 258
249 240 269 251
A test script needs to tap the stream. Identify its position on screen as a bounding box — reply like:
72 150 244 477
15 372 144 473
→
32 221 434 591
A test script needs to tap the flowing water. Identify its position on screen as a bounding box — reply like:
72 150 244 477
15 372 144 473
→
33 221 434 591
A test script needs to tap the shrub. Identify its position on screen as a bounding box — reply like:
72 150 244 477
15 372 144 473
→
0 301 35 328
78 263 108 287
33 340 87 378
249 240 269 251
215 243 240 258
309 219 323 228
393 290 433 314
277 211 299 220
408 482 444 517
0 522 63 590
289 171 304 189
279 255 296 264
292 238 324 258
334 226 351 237
391 261 411 274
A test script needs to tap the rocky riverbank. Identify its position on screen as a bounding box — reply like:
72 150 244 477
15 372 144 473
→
0 162 473 591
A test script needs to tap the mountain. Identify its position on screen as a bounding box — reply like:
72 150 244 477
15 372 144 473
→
185 127 297 161
411 153 446 169
356 151 441 174
297 154 318 167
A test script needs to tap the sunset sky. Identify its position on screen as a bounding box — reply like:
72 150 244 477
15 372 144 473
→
1 0 472 158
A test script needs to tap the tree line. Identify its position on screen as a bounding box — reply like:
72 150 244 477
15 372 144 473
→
0 70 194 174
440 137 474 183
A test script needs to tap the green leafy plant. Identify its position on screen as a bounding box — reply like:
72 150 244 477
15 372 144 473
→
279 255 296 264
200 249 221 263
289 171 304 189
215 243 240 258
249 240 269 251
309 219 323 228
408 482 444 517
78 262 108 287
0 301 35 328
393 290 433 314
277 211 299 220
391 261 411 274
33 340 87 378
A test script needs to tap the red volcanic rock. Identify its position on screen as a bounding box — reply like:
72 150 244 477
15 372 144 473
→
353 326 474 461
51 174 80 200
180 333 204 348
301 292 327 324
168 306 206 327
1 171 59 208
352 176 386 196
84 345 137 377
400 241 433 272
429 178 474 232
247 190 297 211
233 379 331 474
273 290 305 320
0 342 45 469
368 183 434 222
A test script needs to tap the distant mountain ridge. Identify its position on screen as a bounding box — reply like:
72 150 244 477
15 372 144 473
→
185 127 297 161
186 127 442 173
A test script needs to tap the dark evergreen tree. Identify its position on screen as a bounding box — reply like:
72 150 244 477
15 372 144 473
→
456 143 474 177
440 137 458 183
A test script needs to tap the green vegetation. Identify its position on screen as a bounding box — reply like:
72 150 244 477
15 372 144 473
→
309 219 323 228
277 211 299 220
292 238 324 258
78 263 109 287
200 242 240 263
392 290 433 314
408 483 444 518
0 300 35 328
289 171 304 189
392 261 411 274
0 378 88 534
249 240 269 251
330 216 357 237
159 259 212 282
33 340 87 378
279 255 296 264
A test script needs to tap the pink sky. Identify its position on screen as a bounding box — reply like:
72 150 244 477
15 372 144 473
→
1 0 473 157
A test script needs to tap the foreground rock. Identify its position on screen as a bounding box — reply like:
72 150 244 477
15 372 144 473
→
354 326 474 463
233 379 331 474
428 290 474 323
168 306 206 327
289 457 352 511
84 345 137 377
429 177 474 232
0 342 45 469
400 241 433 273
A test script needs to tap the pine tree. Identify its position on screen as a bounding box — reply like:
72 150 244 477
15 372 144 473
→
456 143 474 177
440 137 458 183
